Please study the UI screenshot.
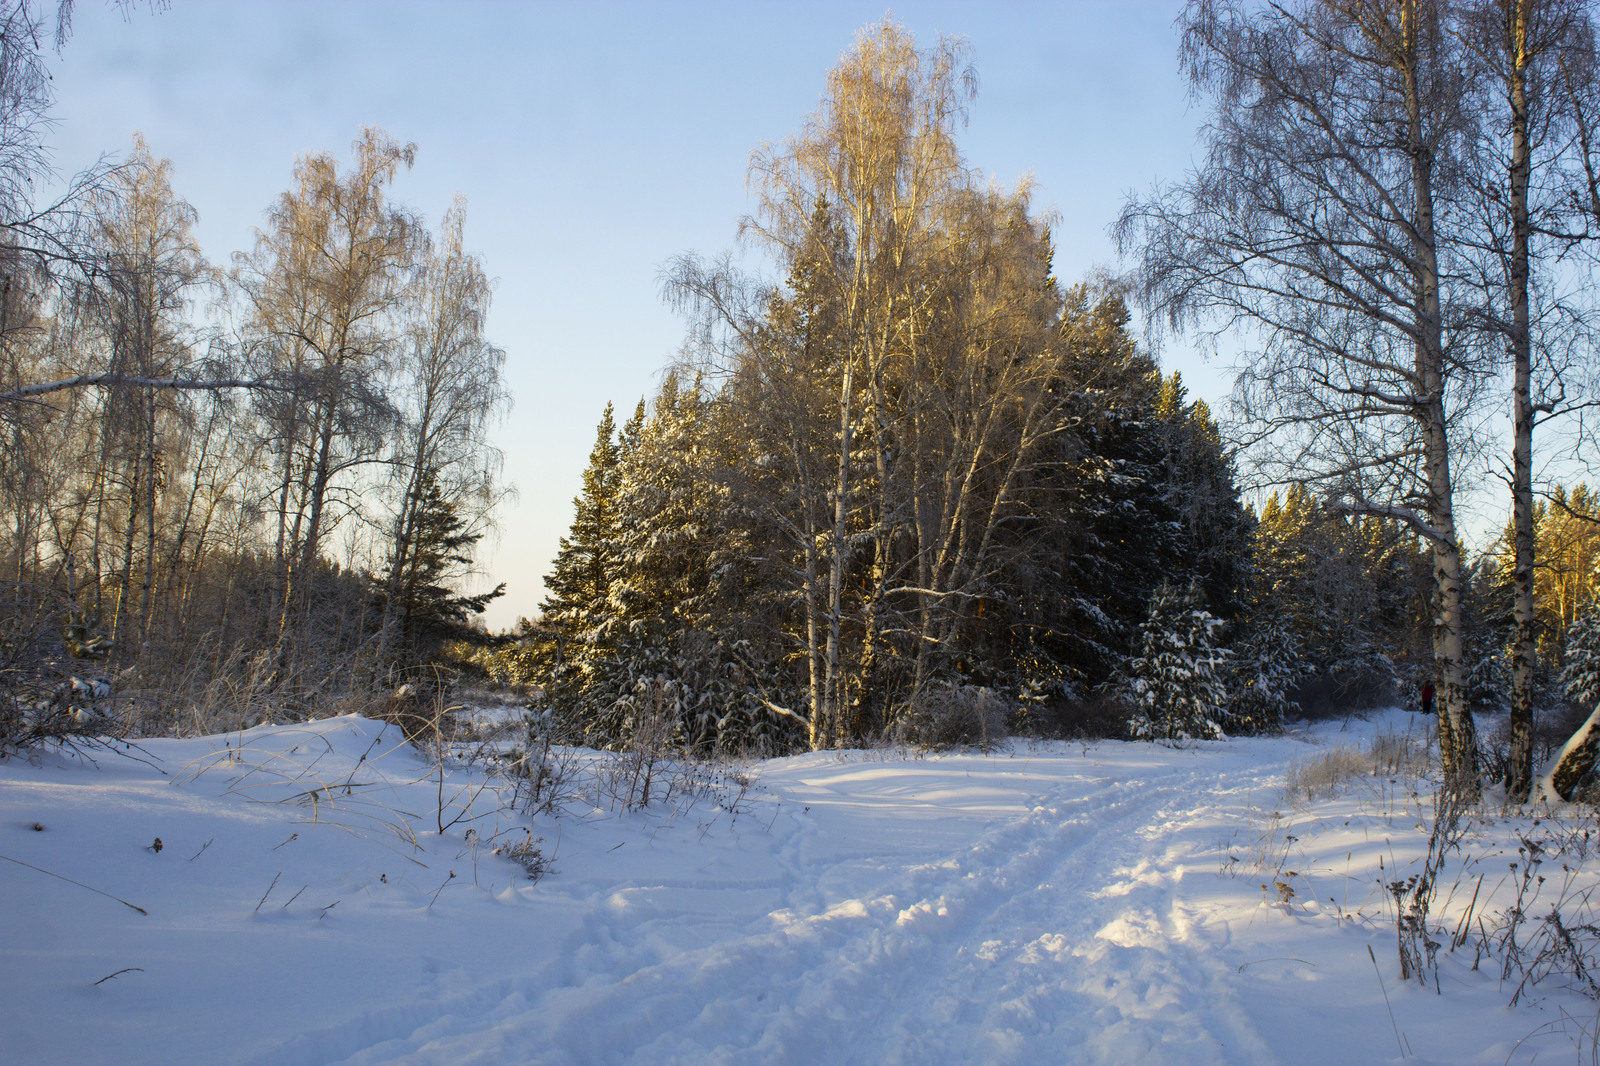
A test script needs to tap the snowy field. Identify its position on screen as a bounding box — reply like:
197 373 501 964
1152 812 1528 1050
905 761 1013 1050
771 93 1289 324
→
5 709 1600 1065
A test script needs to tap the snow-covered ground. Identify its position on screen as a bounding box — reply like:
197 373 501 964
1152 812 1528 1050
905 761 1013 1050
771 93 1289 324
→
4 709 1599 1065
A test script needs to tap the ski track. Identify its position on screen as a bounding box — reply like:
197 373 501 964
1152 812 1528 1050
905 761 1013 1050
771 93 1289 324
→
254 751 1290 1066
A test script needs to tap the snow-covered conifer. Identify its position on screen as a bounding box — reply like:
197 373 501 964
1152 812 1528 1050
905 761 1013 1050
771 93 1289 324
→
1226 613 1302 735
1562 608 1600 709
1121 581 1233 741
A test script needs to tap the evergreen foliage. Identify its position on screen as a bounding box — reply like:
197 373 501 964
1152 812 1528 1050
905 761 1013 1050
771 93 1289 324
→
1251 486 1429 711
376 474 503 662
533 279 1256 751
1121 581 1233 741
1225 611 1302 735
528 403 626 738
1563 609 1600 710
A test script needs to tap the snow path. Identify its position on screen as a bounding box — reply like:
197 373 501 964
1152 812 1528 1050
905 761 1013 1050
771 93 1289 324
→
10 711 1594 1065
257 751 1287 1066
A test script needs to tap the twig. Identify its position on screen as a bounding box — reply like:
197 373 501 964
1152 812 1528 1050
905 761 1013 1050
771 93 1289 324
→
93 967 144 986
428 870 457 908
187 838 213 862
1369 944 1406 1059
1236 957 1317 972
281 886 306 910
254 871 281 912
271 832 298 851
0 853 147 916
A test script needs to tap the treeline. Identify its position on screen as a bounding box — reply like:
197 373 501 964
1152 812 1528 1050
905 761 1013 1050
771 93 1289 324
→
479 23 1401 754
489 13 1600 771
1 120 508 733
506 297 1254 753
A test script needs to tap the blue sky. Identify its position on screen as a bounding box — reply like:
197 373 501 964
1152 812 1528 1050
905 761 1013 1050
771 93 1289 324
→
45 1 1225 630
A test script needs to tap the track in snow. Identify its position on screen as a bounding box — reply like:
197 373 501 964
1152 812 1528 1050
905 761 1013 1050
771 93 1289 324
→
270 749 1293 1066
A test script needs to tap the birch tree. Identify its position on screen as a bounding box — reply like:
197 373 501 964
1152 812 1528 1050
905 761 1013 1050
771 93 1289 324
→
87 133 208 655
738 19 978 747
234 128 421 642
376 196 507 669
1119 0 1494 795
1453 0 1599 799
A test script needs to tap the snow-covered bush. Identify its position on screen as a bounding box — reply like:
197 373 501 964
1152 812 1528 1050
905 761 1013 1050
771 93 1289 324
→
1120 581 1233 741
891 684 1010 751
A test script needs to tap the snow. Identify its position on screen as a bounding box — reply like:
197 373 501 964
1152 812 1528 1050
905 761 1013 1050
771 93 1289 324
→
3 709 1598 1064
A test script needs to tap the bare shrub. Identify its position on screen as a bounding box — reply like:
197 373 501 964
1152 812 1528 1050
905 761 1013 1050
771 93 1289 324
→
892 684 1010 751
505 707 586 815
595 677 678 811
1391 788 1468 988
1475 833 1600 1006
1285 746 1371 801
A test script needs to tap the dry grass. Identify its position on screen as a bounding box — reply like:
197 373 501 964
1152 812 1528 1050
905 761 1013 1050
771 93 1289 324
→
1284 728 1430 802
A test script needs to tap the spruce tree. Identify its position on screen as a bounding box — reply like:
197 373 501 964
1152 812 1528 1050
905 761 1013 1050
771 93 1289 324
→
378 474 504 661
1563 609 1600 710
535 404 624 731
1122 581 1233 741
601 374 802 754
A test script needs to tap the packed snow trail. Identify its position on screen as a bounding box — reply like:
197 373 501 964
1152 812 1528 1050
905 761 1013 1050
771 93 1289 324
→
4 712 1590 1065
250 746 1297 1065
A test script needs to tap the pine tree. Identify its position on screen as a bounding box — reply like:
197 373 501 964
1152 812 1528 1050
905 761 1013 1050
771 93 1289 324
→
1122 581 1233 741
1226 611 1301 735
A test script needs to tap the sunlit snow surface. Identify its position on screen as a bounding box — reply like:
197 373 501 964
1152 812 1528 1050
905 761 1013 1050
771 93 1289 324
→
2 709 1595 1065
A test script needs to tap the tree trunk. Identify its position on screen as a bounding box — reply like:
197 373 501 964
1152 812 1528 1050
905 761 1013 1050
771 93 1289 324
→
1507 0 1537 800
1403 4 1480 799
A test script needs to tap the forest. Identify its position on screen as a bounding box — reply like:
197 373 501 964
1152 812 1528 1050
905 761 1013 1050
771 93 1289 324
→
1 1 1599 811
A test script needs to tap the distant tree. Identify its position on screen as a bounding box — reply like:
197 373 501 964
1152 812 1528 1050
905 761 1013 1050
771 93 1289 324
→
1226 610 1302 735
1253 485 1432 709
